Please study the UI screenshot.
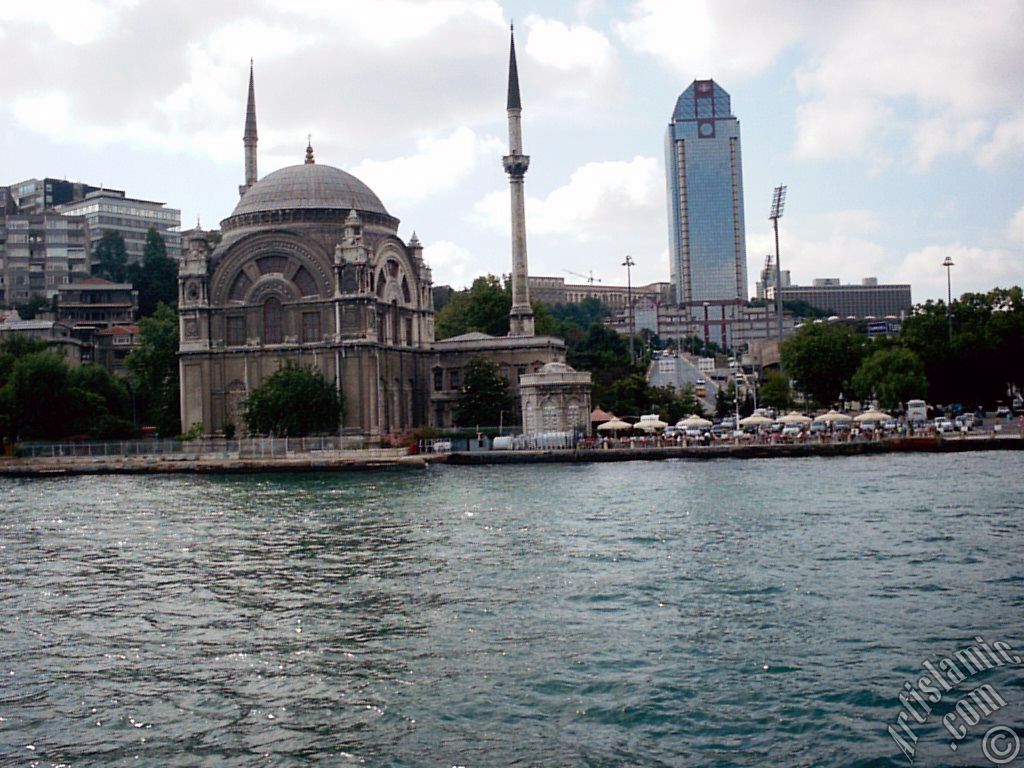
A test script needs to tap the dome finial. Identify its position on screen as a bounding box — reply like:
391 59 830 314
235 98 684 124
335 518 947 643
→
305 134 315 164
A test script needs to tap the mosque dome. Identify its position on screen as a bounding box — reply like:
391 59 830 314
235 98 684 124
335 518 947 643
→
230 162 390 219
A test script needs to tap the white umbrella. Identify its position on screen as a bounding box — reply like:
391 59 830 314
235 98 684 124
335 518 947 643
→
855 409 892 422
738 414 774 427
817 409 853 423
635 416 668 432
777 411 812 425
597 418 632 432
677 415 713 428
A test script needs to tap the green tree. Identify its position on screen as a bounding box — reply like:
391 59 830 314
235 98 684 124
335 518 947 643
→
14 294 51 320
715 380 752 419
242 362 343 436
758 371 792 411
128 228 178 317
67 364 133 438
851 346 928 412
3 351 75 439
93 230 128 282
647 383 703 423
602 372 649 419
453 356 515 427
126 303 180 436
780 323 867 406
0 336 131 440
435 274 511 339
901 287 1024 407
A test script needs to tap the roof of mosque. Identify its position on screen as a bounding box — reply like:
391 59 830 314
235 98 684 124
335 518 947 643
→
231 162 389 218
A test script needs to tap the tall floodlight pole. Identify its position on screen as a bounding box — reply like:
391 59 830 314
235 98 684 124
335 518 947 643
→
942 255 954 342
769 185 787 342
623 254 635 361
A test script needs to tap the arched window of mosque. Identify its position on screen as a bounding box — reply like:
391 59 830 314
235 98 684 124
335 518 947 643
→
387 259 400 278
263 297 283 344
567 402 581 426
369 270 375 293
257 255 287 275
293 266 318 297
229 272 252 302
401 276 411 304
542 400 559 430
376 270 387 298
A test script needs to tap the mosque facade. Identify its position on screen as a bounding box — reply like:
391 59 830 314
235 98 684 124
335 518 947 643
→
178 34 590 441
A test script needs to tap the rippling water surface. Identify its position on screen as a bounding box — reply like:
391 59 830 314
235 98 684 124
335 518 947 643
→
1 453 1022 766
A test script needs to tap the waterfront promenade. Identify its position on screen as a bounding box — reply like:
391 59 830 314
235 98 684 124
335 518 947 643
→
1 432 1020 477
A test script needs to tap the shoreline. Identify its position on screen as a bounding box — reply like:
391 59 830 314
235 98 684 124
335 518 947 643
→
0 435 1020 477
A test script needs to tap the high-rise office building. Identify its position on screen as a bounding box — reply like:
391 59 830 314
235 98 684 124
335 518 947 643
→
664 79 748 339
0 191 91 302
56 189 181 267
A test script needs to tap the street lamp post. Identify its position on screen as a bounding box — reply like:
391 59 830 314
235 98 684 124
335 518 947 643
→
769 185 787 342
942 256 954 342
622 254 635 361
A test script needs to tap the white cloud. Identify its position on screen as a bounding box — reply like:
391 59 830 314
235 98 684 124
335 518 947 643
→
1007 206 1024 244
614 0 801 83
793 96 893 161
747 225 889 290
423 239 476 287
893 244 1022 300
351 127 503 205
0 0 139 45
263 0 505 45
476 155 662 239
912 118 988 170
978 112 1024 169
524 17 615 72
615 0 1024 168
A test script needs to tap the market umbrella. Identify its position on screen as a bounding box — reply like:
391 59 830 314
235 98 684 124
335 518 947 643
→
590 406 613 424
677 415 713 428
597 418 633 432
777 411 812 425
635 416 669 432
855 409 892 422
817 409 853 423
738 414 774 427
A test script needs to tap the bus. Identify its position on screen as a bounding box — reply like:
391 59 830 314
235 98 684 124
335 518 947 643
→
695 377 707 398
906 399 927 423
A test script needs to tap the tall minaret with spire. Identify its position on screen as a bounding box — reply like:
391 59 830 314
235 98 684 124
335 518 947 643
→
503 25 535 337
239 59 258 198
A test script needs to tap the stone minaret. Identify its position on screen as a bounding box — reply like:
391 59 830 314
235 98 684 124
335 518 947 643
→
239 60 258 198
503 26 534 337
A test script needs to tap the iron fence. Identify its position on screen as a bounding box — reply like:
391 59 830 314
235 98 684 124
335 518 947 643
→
15 436 404 461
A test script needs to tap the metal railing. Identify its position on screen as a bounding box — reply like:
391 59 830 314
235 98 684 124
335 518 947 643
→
14 436 405 461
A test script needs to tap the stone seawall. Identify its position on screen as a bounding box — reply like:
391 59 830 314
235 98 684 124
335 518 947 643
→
446 436 1023 465
0 453 434 478
2 436 1019 477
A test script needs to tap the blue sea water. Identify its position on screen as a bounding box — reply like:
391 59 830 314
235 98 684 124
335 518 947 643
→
0 452 1021 767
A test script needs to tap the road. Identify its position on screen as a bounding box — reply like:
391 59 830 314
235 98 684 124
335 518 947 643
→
646 353 719 413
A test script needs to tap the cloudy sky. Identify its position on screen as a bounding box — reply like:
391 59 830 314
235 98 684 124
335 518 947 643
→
2 0 1022 302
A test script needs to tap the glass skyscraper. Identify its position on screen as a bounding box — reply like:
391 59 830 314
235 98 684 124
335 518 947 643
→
665 79 747 318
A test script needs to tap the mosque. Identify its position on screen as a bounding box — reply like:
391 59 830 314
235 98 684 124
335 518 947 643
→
177 32 591 441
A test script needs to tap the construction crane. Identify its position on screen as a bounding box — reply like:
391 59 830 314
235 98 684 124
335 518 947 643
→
563 269 601 284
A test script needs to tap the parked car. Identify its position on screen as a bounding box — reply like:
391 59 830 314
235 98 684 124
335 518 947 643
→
781 424 803 438
860 420 877 434
934 418 955 433
809 421 828 435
